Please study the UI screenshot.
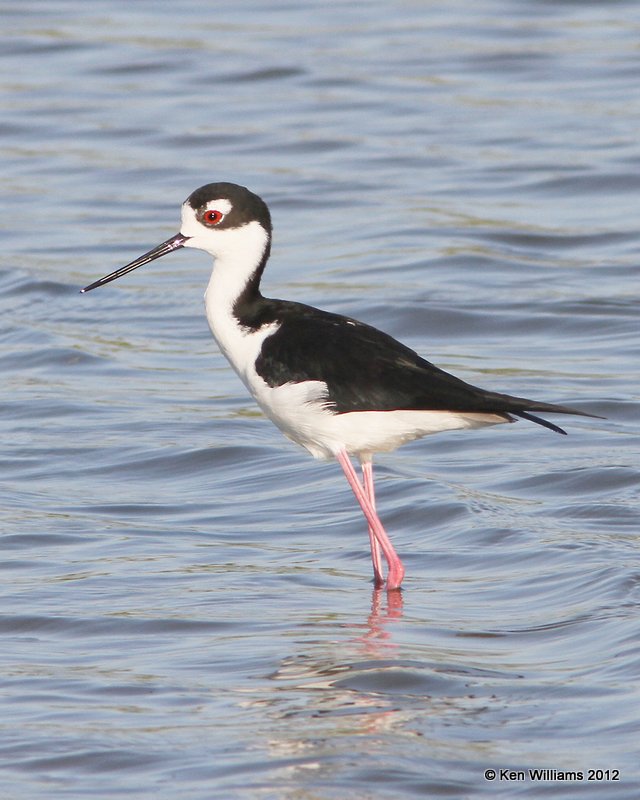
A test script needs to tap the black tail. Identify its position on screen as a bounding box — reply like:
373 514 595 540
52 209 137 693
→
511 410 568 435
505 397 602 435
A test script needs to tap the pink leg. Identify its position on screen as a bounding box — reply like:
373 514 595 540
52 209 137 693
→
336 450 405 590
361 459 384 587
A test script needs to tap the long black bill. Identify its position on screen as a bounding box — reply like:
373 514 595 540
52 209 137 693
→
80 232 189 293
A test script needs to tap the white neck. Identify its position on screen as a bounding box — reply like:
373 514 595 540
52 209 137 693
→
188 221 272 383
192 221 269 310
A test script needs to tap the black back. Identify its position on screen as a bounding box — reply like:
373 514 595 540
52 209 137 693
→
249 298 582 425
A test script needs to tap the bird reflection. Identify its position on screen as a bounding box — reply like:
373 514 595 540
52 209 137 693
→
349 586 404 655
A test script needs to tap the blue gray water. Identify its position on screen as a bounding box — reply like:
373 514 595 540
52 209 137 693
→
1 1 638 798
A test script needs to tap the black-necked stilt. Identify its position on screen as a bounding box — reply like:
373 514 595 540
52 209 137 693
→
82 182 595 591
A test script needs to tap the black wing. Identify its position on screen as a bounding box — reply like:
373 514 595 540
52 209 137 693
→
254 300 591 434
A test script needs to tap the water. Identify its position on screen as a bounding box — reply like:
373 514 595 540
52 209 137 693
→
1 1 638 797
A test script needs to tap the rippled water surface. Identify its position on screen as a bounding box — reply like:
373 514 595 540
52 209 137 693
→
1 1 639 797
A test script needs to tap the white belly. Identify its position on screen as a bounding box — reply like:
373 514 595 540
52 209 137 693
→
251 378 510 461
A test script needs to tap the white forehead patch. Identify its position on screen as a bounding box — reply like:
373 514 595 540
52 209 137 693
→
205 198 233 215
180 197 234 236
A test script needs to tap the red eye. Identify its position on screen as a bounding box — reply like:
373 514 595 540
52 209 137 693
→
203 209 223 225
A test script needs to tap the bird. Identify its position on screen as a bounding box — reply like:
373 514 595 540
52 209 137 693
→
82 182 594 591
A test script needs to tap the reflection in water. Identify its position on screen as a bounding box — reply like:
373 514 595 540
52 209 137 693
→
263 588 406 702
255 589 411 775
253 589 499 790
353 587 404 655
